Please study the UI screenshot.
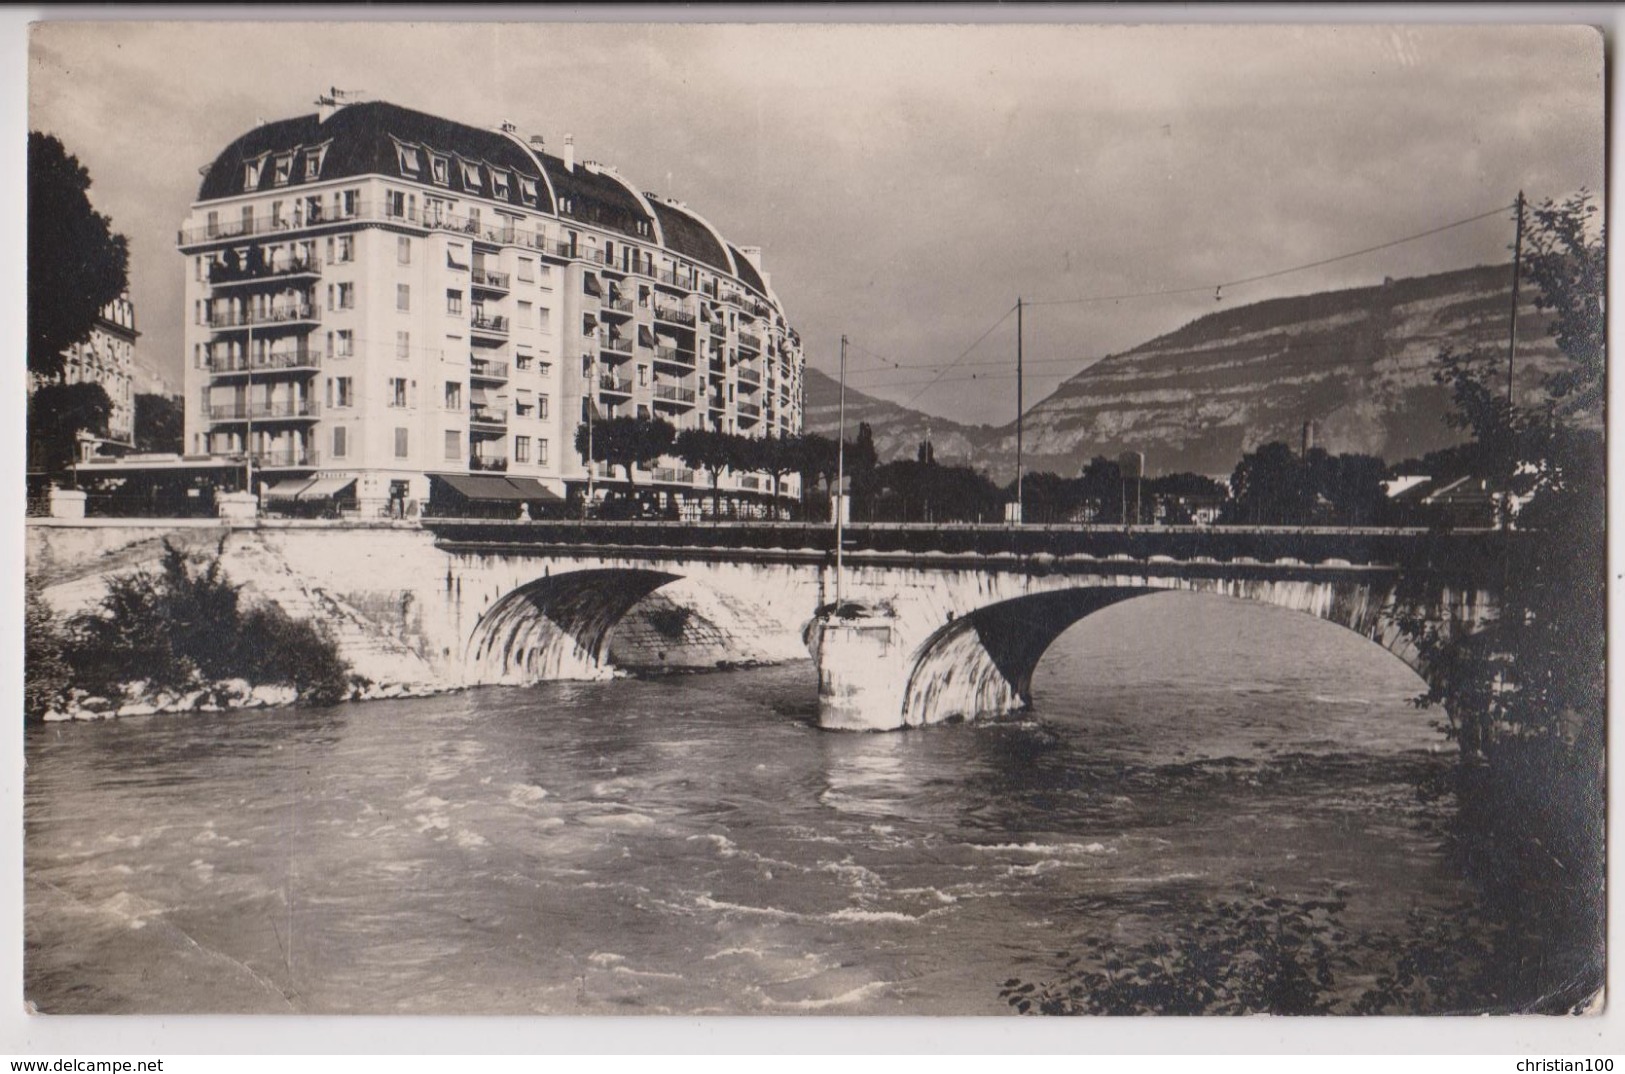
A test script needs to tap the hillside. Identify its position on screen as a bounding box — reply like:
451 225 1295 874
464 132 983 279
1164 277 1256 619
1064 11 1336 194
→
804 264 1571 478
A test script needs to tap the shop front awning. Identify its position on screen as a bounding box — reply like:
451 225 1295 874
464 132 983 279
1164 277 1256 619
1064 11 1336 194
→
264 478 315 499
298 476 357 500
434 474 563 503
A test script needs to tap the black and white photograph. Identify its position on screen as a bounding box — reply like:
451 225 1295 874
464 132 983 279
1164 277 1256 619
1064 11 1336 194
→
17 15 1607 1029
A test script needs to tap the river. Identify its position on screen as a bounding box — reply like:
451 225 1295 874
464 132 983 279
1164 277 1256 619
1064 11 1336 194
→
25 591 1465 1015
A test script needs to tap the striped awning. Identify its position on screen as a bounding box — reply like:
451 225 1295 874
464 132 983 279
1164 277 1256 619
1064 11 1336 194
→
263 478 314 500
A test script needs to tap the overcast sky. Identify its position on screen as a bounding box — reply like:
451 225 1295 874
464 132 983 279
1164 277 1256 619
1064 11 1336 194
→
27 19 1604 426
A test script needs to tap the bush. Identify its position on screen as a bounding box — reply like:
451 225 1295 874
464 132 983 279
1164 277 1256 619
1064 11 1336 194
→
62 539 352 706
24 588 73 722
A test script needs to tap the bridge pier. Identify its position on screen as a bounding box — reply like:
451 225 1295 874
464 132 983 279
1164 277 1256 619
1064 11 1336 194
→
808 617 917 731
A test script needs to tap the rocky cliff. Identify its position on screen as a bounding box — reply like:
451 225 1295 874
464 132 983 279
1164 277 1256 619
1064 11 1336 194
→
806 264 1570 478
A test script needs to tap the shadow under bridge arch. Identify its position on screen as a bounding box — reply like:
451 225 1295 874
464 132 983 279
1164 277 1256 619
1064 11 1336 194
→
468 568 682 684
897 578 1436 727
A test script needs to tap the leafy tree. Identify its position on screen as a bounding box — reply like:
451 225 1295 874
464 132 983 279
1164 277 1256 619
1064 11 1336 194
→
27 381 111 472
24 587 72 722
847 422 879 518
674 427 736 516
793 433 838 520
1398 193 1605 758
574 415 676 494
28 132 130 379
750 432 798 519
134 393 184 454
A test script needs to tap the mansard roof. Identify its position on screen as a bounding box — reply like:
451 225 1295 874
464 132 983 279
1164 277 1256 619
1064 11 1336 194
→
197 101 554 213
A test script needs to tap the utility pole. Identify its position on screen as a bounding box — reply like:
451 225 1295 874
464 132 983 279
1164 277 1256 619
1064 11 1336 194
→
835 334 847 609
244 305 255 497
585 357 596 519
1015 297 1024 523
1507 190 1526 405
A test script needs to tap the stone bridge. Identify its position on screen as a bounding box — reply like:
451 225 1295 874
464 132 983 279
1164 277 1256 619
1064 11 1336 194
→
27 519 1503 732
426 520 1503 731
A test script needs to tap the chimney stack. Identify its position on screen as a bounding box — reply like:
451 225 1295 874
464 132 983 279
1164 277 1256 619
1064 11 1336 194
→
563 134 575 172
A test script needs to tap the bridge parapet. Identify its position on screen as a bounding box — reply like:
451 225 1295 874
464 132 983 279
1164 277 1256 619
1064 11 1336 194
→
425 518 1508 577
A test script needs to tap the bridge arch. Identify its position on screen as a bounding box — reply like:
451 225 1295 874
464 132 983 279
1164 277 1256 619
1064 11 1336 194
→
895 576 1460 728
467 567 683 683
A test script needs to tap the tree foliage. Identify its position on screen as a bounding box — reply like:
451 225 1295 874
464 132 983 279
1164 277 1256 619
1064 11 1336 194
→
134 393 184 454
24 587 73 723
574 414 677 491
62 540 352 705
1397 193 1606 757
28 381 111 472
1222 444 1388 525
28 131 130 379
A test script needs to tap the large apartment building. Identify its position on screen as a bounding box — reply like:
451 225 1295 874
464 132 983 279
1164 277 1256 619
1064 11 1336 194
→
178 96 804 516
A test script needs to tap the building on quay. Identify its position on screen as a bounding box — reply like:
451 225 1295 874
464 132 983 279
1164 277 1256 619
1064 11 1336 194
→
177 94 804 517
30 293 141 459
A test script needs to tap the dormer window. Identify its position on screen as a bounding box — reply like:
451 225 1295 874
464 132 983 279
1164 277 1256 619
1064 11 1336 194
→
491 170 511 199
559 196 574 215
303 144 329 180
273 153 293 186
396 143 421 176
519 177 539 205
460 160 482 189
242 155 267 190
431 154 450 186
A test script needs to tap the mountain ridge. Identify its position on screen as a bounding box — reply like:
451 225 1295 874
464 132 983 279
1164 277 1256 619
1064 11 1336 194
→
804 263 1568 478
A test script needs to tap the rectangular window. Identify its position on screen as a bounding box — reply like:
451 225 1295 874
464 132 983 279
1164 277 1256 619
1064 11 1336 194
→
397 144 421 176
331 376 353 408
335 330 354 357
491 171 511 199
536 264 553 288
395 428 409 458
515 399 533 419
326 235 354 265
329 282 355 310
397 284 411 311
517 258 535 283
444 381 462 410
637 365 648 387
389 377 408 407
398 236 412 264
538 438 548 466
537 361 553 377
537 307 551 332
538 395 549 420
460 160 482 188
519 177 538 205
515 436 531 463
304 146 327 180
444 430 461 460
396 331 411 360
516 353 532 371
446 290 463 314
431 155 450 185
341 190 359 217
241 205 254 232
332 425 348 458
273 154 293 186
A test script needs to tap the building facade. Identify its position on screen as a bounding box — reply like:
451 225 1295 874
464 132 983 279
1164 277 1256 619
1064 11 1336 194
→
31 294 140 455
178 97 804 516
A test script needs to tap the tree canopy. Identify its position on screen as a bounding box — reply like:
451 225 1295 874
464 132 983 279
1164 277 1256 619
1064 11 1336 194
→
28 131 130 379
28 381 111 472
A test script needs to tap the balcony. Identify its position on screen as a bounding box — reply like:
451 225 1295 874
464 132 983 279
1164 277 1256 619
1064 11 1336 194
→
207 304 320 331
208 399 320 422
653 384 697 408
470 359 510 382
654 345 695 371
653 304 695 327
597 331 634 359
601 295 635 318
252 447 319 469
708 394 726 411
737 401 762 422
706 320 729 339
470 313 509 339
469 407 509 431
469 454 510 472
179 201 554 251
471 268 511 294
598 373 634 396
207 350 324 376
736 366 762 389
738 331 762 353
738 474 762 491
208 258 322 289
